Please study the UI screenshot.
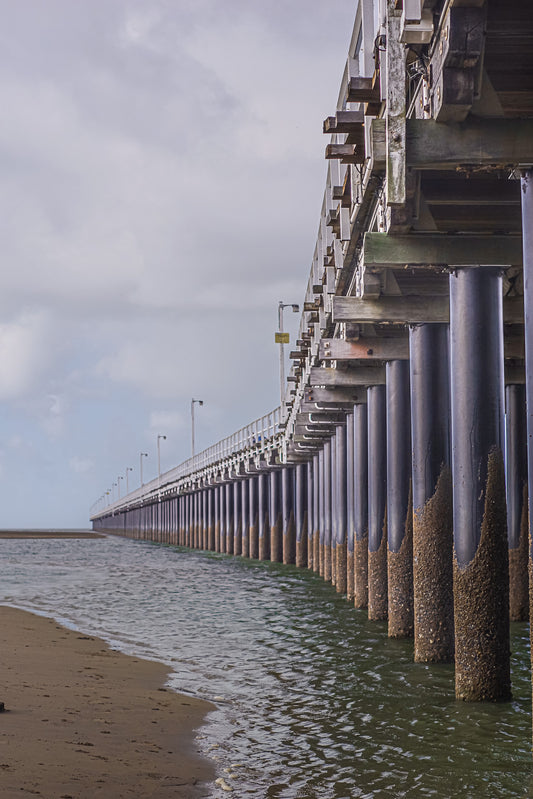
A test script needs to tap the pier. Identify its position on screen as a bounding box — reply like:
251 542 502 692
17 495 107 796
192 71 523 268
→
92 0 533 722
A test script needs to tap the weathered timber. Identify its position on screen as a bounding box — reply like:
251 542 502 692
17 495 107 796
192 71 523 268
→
407 118 533 169
333 295 449 324
347 76 380 104
309 366 386 387
304 387 368 404
320 336 409 361
325 144 363 164
363 232 523 269
386 3 406 208
323 110 364 133
333 295 523 324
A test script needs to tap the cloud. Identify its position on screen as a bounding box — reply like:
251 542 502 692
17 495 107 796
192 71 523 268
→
0 0 356 525
69 456 95 474
0 312 54 400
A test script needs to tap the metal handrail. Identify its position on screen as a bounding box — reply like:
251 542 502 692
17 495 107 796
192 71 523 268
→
92 407 282 518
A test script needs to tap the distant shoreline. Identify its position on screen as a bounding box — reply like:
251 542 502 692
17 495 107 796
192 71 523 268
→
0 530 105 539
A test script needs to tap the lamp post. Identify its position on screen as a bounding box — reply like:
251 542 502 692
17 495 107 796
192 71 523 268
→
117 475 123 499
191 399 204 457
157 434 167 478
126 466 133 494
140 452 148 486
112 482 117 502
277 301 300 418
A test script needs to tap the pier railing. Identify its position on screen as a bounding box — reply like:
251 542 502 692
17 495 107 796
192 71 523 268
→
92 407 281 518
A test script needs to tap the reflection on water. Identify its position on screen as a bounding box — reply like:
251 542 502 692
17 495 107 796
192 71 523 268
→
0 534 531 798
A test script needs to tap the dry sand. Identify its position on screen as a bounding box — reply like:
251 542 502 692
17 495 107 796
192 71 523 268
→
0 606 215 798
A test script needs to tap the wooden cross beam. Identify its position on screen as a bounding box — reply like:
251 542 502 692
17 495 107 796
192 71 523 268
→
333 295 524 324
320 336 409 361
406 118 533 169
363 232 523 268
309 366 386 387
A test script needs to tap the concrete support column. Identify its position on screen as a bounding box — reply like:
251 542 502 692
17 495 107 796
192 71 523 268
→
219 484 226 553
354 403 369 608
233 481 242 556
208 488 215 551
225 483 234 555
202 489 207 550
521 169 533 714
241 479 249 558
506 383 528 621
346 412 355 601
295 463 308 568
282 468 296 565
450 266 510 701
258 472 270 560
335 424 348 595
318 449 325 575
214 486 220 552
323 440 333 582
249 476 259 559
307 460 314 570
410 323 454 661
368 385 387 621
270 470 282 562
330 438 337 585
386 360 413 638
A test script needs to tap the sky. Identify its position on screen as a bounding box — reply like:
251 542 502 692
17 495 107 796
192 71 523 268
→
0 0 355 527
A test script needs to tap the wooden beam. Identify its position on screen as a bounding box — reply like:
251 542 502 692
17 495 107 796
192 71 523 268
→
347 77 380 104
309 366 386 387
320 336 409 360
333 295 449 323
363 232 523 268
304 387 368 404
333 294 524 324
407 118 533 169
386 4 406 207
323 110 364 134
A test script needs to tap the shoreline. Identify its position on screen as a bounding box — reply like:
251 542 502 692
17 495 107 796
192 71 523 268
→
0 606 215 798
0 530 105 539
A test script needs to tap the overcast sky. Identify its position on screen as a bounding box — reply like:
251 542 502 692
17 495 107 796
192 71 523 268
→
0 0 355 527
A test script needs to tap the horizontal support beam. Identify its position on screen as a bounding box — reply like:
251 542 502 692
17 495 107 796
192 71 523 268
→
304 387 368 404
407 118 533 169
363 232 523 268
320 336 409 361
333 295 449 323
333 294 524 324
309 366 386 387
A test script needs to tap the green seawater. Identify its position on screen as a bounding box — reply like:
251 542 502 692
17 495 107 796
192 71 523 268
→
1 535 531 798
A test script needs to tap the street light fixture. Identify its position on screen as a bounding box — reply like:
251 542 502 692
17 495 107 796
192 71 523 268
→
191 399 204 457
140 452 148 486
117 475 123 499
157 434 167 478
125 466 133 494
276 301 300 418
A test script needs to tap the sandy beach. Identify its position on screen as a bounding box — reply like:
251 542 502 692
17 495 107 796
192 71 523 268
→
0 606 215 798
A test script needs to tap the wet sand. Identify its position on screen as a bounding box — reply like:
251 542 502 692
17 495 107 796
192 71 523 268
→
0 530 104 539
0 607 215 798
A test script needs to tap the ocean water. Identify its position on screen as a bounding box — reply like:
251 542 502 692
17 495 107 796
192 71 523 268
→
1 533 532 798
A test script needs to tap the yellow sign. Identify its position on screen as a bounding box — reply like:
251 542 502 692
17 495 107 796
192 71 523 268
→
275 332 290 344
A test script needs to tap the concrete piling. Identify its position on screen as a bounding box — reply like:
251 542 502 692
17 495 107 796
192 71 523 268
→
409 324 454 662
386 360 413 639
450 267 511 702
367 385 388 622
